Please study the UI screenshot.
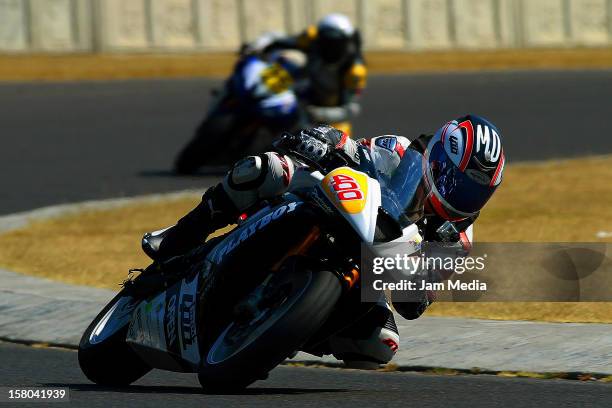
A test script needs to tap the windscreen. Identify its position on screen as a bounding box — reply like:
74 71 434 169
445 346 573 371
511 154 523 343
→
377 148 429 226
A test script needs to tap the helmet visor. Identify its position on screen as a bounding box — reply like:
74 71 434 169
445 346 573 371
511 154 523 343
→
428 142 496 215
318 31 350 62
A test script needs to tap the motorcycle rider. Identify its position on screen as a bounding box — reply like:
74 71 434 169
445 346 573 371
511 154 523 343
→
243 13 366 135
174 49 307 174
141 116 505 366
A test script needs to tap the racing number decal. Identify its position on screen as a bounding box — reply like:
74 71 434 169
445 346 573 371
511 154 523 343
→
331 174 363 201
261 63 293 93
323 168 368 214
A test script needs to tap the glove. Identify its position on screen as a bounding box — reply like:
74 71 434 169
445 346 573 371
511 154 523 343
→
274 126 358 169
274 126 333 158
436 221 460 242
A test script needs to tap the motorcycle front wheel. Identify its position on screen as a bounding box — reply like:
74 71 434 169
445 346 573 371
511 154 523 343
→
198 258 342 392
174 111 251 174
78 291 151 386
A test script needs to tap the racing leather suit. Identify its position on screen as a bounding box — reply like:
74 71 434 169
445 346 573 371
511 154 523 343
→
143 125 474 365
248 27 366 134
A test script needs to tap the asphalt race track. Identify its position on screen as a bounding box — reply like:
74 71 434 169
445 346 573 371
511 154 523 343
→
1 71 612 406
1 70 612 214
2 342 611 408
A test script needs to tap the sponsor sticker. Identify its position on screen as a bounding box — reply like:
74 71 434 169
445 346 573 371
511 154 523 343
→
164 282 183 356
375 136 397 152
126 291 167 350
322 167 369 214
214 202 301 260
178 276 200 364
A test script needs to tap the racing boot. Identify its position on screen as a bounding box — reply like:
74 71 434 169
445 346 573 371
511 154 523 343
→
328 299 400 369
132 152 293 297
141 184 239 262
126 185 238 297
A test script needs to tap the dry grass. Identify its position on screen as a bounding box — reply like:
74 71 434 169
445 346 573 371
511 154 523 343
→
0 196 200 288
425 155 612 323
469 155 612 242
425 302 612 324
0 53 236 81
0 194 236 288
365 48 612 74
1 48 612 81
0 156 611 322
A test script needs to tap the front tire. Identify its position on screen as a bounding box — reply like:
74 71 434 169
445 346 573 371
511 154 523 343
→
174 111 248 174
198 259 342 392
78 292 151 386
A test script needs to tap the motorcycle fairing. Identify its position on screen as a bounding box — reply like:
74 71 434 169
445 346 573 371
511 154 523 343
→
207 201 303 264
319 167 381 243
126 291 167 351
124 196 312 373
176 274 200 365
235 56 298 119
126 273 201 372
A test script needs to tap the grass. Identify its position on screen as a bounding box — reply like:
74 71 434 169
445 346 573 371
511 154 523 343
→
425 155 612 323
1 48 612 81
474 155 612 242
0 196 199 288
0 156 611 322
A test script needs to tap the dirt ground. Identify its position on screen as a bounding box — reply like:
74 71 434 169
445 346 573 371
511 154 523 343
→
1 48 612 81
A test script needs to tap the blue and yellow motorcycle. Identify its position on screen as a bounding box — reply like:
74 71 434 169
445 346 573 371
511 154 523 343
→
174 51 307 174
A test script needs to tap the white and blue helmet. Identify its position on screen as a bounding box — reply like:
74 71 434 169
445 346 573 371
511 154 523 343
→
425 115 505 220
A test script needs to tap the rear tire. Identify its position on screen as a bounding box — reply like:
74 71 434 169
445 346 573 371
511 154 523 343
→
78 292 151 386
198 259 342 392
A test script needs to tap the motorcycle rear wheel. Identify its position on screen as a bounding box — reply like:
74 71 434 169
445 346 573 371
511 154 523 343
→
198 258 342 392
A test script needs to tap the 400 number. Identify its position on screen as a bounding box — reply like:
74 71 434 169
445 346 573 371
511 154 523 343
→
331 174 363 201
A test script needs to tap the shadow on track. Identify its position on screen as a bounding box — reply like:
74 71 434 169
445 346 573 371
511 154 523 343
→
44 383 349 396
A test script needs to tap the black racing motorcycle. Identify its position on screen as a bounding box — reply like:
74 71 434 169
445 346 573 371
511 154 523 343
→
78 147 426 391
174 53 306 174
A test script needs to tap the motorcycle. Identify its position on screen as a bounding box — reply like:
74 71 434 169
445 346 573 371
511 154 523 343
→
78 145 427 391
174 52 307 174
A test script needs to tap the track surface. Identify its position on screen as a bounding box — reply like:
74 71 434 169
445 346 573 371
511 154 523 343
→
1 342 610 408
1 70 612 214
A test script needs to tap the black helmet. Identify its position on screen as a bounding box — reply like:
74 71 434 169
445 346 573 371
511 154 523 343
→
316 13 355 63
424 115 505 220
